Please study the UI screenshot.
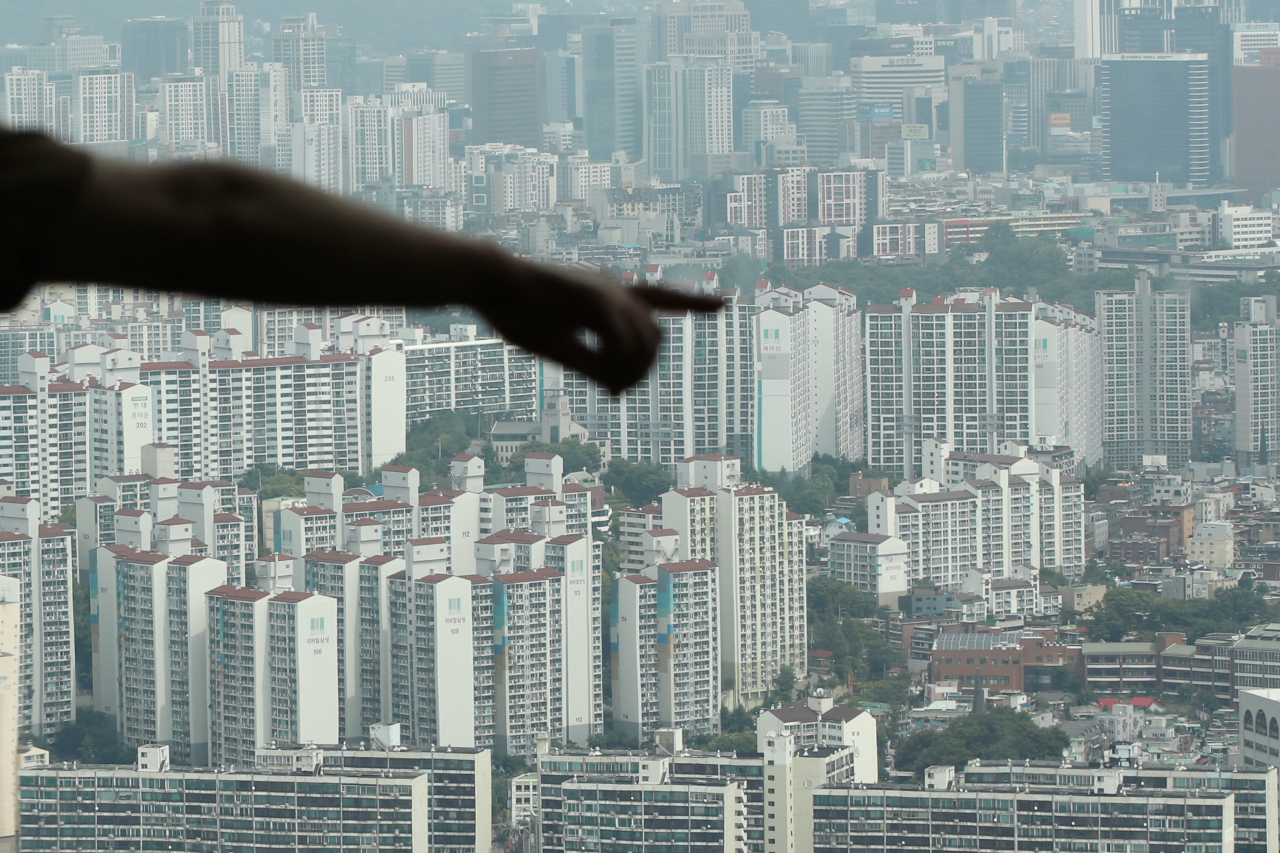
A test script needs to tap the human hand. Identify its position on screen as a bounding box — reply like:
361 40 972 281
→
477 260 725 394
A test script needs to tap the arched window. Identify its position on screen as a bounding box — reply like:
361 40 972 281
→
1244 710 1255 732
1270 718 1278 740
1259 711 1269 735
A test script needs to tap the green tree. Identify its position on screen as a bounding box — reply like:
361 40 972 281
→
894 707 1070 777
51 711 133 764
72 579 91 692
603 460 674 507
1082 588 1154 642
773 665 798 702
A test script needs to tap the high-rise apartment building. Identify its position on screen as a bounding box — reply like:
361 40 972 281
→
660 457 805 710
138 330 405 482
191 1 245 84
0 499 74 736
612 560 720 743
471 48 545 150
206 586 338 767
69 68 134 144
272 14 327 98
1099 53 1210 185
225 62 289 166
754 283 864 472
562 280 757 464
582 18 648 160
159 72 212 149
1096 273 1192 469
1235 296 1279 470
864 289 1036 479
1033 300 1104 467
93 547 225 765
401 332 539 422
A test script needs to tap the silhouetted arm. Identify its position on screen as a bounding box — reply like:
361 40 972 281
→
37 148 722 392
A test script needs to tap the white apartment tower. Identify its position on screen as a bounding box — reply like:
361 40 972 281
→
225 62 290 167
206 586 338 767
1033 300 1104 467
754 283 864 472
659 456 805 710
563 278 757 464
191 1 246 84
1096 273 1192 469
864 288 1036 479
272 14 327 97
0 498 74 735
612 559 720 743
92 547 225 765
1235 295 1279 470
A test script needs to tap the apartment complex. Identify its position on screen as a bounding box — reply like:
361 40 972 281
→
1096 272 1192 468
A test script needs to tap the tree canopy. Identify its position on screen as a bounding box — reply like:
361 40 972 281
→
807 576 902 684
1081 585 1278 643
894 707 1070 778
602 460 674 507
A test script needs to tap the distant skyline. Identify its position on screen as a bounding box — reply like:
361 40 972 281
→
0 0 596 53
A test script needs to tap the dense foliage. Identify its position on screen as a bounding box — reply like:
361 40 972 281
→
602 460 674 507
807 576 904 683
1081 586 1277 643
894 707 1071 777
50 711 133 764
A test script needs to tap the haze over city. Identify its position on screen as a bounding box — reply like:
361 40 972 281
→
1 0 1280 851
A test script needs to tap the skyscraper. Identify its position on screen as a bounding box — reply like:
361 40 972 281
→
190 1 245 84
644 55 733 181
1096 273 1192 469
949 68 1007 176
470 48 545 150
1099 53 1210 185
225 63 290 166
651 1 752 61
121 17 189 83
272 14 327 98
1235 296 1279 470
582 18 648 160
1172 5 1233 183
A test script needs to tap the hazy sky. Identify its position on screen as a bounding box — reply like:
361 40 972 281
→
0 0 543 53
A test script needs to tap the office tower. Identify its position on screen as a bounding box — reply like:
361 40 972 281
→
543 50 581 123
1074 0 1133 58
743 0 810 39
1002 57 1054 152
272 14 327 98
1118 6 1170 52
865 290 1039 479
563 285 757 464
190 0 244 84
1096 274 1192 469
1172 5 1232 183
796 77 857 165
680 29 763 76
755 284 864 472
612 560 720 743
1099 53 1210 185
121 17 188 83
206 587 338 766
878 0 945 24
471 48 545 149
406 50 467 102
948 69 1007 175
651 2 753 61
1235 296 1279 470
849 55 948 121
1033 301 1104 468
644 56 733 181
1236 63 1280 200
582 18 648 160
159 72 212 149
0 498 74 735
93 548 225 765
225 63 289 165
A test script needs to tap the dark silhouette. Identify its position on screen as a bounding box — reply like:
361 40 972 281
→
4 130 722 393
